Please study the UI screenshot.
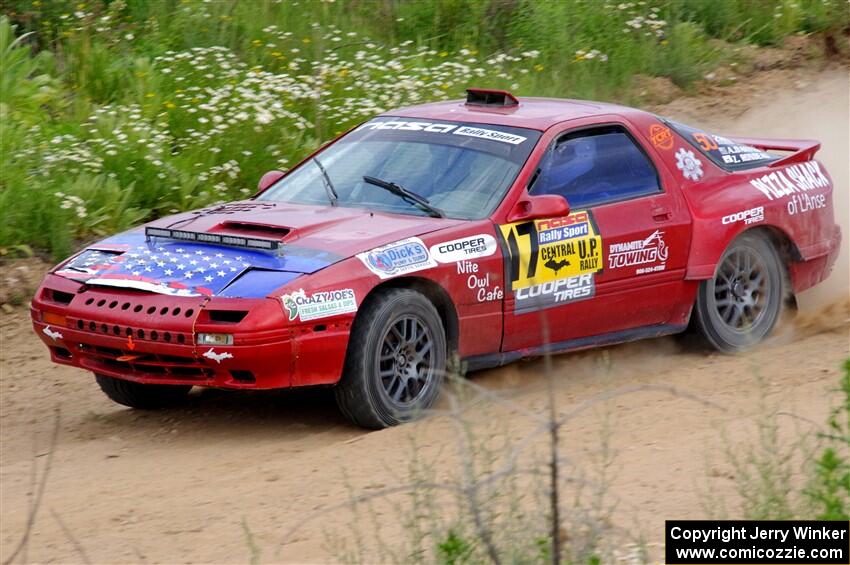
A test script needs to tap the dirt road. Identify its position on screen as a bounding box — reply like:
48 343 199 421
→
2 67 848 564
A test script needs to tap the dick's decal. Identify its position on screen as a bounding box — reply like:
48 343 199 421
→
281 288 357 322
499 211 603 313
357 237 436 279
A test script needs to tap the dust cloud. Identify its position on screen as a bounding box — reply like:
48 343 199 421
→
662 68 849 323
726 70 848 311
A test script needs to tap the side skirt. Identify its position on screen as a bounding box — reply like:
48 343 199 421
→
462 323 687 373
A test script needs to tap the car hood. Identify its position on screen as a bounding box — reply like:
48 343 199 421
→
54 201 461 298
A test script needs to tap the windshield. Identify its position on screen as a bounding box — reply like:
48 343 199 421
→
257 117 542 219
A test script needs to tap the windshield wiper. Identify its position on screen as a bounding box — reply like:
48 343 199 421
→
362 176 445 218
313 157 338 206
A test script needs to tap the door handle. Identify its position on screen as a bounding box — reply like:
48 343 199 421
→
652 206 671 222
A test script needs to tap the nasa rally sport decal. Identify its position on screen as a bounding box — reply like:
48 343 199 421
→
430 234 498 264
355 120 527 145
499 211 603 313
357 237 437 280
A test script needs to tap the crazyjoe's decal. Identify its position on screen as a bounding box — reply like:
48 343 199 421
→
280 288 358 322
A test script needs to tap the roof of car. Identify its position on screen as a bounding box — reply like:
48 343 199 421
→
384 95 642 131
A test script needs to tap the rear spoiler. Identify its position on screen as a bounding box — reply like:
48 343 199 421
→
730 137 821 168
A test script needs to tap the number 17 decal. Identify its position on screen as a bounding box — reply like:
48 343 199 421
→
506 222 538 283
499 211 604 292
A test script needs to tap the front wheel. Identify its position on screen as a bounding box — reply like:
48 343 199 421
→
335 289 447 429
693 232 784 352
95 374 192 409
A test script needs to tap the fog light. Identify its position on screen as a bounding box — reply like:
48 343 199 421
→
196 333 233 346
42 312 67 326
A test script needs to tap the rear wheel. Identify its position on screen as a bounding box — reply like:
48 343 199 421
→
95 374 192 409
335 289 446 429
693 232 784 352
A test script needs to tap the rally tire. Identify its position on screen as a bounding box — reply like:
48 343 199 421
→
335 289 446 429
693 232 784 353
95 374 192 409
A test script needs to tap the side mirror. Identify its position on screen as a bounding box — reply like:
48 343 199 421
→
257 170 285 192
507 194 570 223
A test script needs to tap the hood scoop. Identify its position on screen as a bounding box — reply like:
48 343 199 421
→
210 221 292 241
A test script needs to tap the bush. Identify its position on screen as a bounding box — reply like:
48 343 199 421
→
717 360 850 520
805 360 850 519
1 0 847 257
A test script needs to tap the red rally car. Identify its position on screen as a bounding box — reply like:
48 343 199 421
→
31 89 842 428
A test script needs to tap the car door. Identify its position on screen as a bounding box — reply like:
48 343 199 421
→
499 118 692 351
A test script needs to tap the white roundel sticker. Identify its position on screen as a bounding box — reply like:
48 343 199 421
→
430 234 498 264
675 148 704 181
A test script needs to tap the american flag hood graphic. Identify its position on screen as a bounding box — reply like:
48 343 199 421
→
54 230 339 299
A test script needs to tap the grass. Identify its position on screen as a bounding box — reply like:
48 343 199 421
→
309 359 847 564
1 0 848 258
707 361 850 521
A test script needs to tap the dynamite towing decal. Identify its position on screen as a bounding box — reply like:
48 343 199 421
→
500 211 603 313
608 229 669 275
281 288 358 322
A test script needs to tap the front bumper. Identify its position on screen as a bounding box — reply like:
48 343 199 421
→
31 274 295 389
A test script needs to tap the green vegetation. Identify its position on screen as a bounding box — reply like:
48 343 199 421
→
1 0 847 258
719 360 850 521
805 359 850 520
330 361 849 563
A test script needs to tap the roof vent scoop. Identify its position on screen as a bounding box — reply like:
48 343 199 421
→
465 88 519 107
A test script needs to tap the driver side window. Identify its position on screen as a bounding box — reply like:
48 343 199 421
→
530 125 661 208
